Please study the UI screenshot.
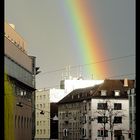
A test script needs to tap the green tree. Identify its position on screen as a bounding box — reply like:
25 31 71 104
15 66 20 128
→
4 73 15 140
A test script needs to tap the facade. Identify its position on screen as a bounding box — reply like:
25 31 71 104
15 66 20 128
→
35 89 50 140
128 86 136 140
4 23 37 140
58 79 134 140
49 88 65 103
60 78 103 95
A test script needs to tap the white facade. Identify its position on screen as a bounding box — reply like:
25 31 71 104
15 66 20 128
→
58 79 134 140
35 90 50 140
49 88 65 103
62 79 104 95
89 99 129 140
49 79 104 103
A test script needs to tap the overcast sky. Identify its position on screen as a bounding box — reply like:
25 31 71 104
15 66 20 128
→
5 0 135 89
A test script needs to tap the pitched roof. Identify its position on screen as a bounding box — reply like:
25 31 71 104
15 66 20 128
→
58 79 135 104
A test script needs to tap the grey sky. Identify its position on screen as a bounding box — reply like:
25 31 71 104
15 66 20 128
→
5 0 135 89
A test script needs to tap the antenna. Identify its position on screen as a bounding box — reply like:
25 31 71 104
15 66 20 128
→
91 74 94 79
61 72 64 80
68 65 71 78
79 65 82 77
65 66 68 79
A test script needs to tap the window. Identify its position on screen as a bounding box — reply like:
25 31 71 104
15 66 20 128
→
44 129 46 134
114 90 120 96
98 116 108 123
81 128 86 137
40 129 42 134
89 129 91 137
98 130 108 137
97 103 108 110
40 104 42 109
89 116 91 124
101 90 107 96
114 130 122 137
88 102 91 110
113 117 122 123
63 129 68 136
43 95 46 99
114 103 122 110
82 115 87 124
18 116 20 128
21 117 23 128
37 121 39 126
37 129 39 134
27 118 29 128
24 117 26 128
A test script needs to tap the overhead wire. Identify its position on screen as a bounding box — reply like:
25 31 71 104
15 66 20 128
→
40 54 135 75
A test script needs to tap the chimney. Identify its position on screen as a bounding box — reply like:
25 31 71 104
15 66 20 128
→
124 78 128 87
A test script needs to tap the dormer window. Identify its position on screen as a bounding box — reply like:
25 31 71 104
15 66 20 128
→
114 90 120 96
101 90 107 96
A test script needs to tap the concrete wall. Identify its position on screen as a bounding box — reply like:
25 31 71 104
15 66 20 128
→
5 37 33 73
35 90 50 139
14 96 32 140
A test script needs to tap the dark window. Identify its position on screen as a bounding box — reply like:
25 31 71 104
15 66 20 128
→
18 116 20 128
21 116 23 128
24 117 26 128
98 130 108 137
27 118 29 128
81 128 86 137
63 129 68 136
98 116 108 123
113 117 122 123
114 130 122 137
97 103 107 110
114 103 122 110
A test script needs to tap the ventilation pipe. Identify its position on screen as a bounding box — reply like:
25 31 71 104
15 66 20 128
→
124 78 128 87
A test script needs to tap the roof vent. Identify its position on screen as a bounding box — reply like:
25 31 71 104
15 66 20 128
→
101 90 107 96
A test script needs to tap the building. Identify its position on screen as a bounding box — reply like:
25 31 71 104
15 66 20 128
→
49 88 65 103
58 79 134 140
35 89 50 140
60 78 103 94
48 79 103 140
4 22 38 140
128 83 136 140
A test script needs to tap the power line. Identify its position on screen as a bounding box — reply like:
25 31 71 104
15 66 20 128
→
40 54 135 75
17 101 50 114
36 72 135 90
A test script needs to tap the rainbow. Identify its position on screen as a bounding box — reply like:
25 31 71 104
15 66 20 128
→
61 0 110 79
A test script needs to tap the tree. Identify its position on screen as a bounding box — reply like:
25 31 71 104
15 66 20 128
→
94 100 127 140
4 73 15 140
